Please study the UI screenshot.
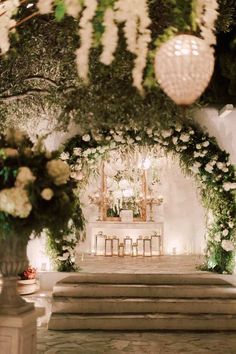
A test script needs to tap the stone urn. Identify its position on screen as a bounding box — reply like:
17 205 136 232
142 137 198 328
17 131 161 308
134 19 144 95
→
0 233 34 315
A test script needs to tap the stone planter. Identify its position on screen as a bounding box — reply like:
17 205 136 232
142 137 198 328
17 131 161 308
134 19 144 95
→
0 233 34 315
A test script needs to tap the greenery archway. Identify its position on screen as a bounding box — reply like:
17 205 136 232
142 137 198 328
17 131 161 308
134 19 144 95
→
52 120 236 274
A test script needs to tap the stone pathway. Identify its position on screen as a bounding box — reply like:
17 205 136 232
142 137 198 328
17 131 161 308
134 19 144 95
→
37 328 236 354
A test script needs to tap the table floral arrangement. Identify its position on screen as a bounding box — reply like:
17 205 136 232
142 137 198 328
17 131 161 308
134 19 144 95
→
0 128 83 314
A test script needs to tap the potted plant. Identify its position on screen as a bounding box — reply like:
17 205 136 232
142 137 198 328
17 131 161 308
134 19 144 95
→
17 266 38 295
0 128 83 314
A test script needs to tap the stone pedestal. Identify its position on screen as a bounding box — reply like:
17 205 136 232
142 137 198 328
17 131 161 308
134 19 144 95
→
0 308 44 354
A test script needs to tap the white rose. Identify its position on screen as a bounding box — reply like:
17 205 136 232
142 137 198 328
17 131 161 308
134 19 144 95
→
196 144 202 150
221 240 234 252
0 187 32 218
202 141 209 147
216 162 224 170
180 133 190 142
15 167 36 187
46 160 70 185
41 188 54 201
172 137 178 145
82 134 91 142
162 129 173 138
205 164 213 173
222 229 229 237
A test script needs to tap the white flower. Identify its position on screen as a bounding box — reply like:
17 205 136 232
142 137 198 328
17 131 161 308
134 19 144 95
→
100 8 118 65
162 129 173 138
82 134 91 142
15 167 36 187
223 182 236 191
193 151 201 158
73 147 82 156
75 0 98 81
221 240 234 252
172 137 178 145
214 233 221 242
41 188 54 201
135 136 142 141
65 0 82 18
190 162 201 173
60 152 70 161
180 133 190 142
205 163 213 173
46 160 70 185
196 144 202 150
0 187 32 218
146 128 153 135
37 0 53 14
222 229 229 237
216 162 224 170
229 222 234 229
202 140 210 147
0 1 19 55
57 252 70 261
175 124 182 132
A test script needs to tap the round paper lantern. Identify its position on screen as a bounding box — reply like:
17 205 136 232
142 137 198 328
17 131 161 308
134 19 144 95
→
154 34 215 105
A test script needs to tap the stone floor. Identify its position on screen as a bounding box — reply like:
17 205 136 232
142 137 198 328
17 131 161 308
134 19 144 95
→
78 254 205 273
36 256 236 353
37 328 236 354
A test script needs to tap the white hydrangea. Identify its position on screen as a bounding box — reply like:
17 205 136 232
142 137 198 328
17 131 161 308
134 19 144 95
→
15 167 36 187
0 187 32 218
46 160 70 185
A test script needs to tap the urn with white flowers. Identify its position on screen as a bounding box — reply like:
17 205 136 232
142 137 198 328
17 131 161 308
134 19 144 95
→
0 129 81 314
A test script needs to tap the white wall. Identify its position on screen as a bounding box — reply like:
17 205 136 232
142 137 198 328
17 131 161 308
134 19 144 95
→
27 108 236 268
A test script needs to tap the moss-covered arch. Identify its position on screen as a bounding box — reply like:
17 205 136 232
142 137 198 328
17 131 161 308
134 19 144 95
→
62 121 236 274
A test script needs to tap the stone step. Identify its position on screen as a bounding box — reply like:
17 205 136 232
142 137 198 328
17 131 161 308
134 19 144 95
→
52 297 236 315
53 283 236 299
57 273 232 286
48 313 236 331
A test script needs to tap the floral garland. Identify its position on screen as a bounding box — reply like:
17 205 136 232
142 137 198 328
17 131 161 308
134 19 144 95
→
0 0 218 93
63 122 236 274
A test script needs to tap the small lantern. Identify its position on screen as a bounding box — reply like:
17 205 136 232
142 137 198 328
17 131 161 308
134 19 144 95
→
154 34 215 105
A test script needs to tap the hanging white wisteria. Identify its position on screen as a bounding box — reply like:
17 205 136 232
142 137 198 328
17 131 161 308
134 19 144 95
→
0 0 219 101
154 34 215 105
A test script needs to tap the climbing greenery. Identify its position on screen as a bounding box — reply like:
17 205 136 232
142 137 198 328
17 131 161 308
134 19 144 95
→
63 121 236 274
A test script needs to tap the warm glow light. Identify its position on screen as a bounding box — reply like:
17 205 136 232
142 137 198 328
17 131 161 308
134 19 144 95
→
154 34 215 105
